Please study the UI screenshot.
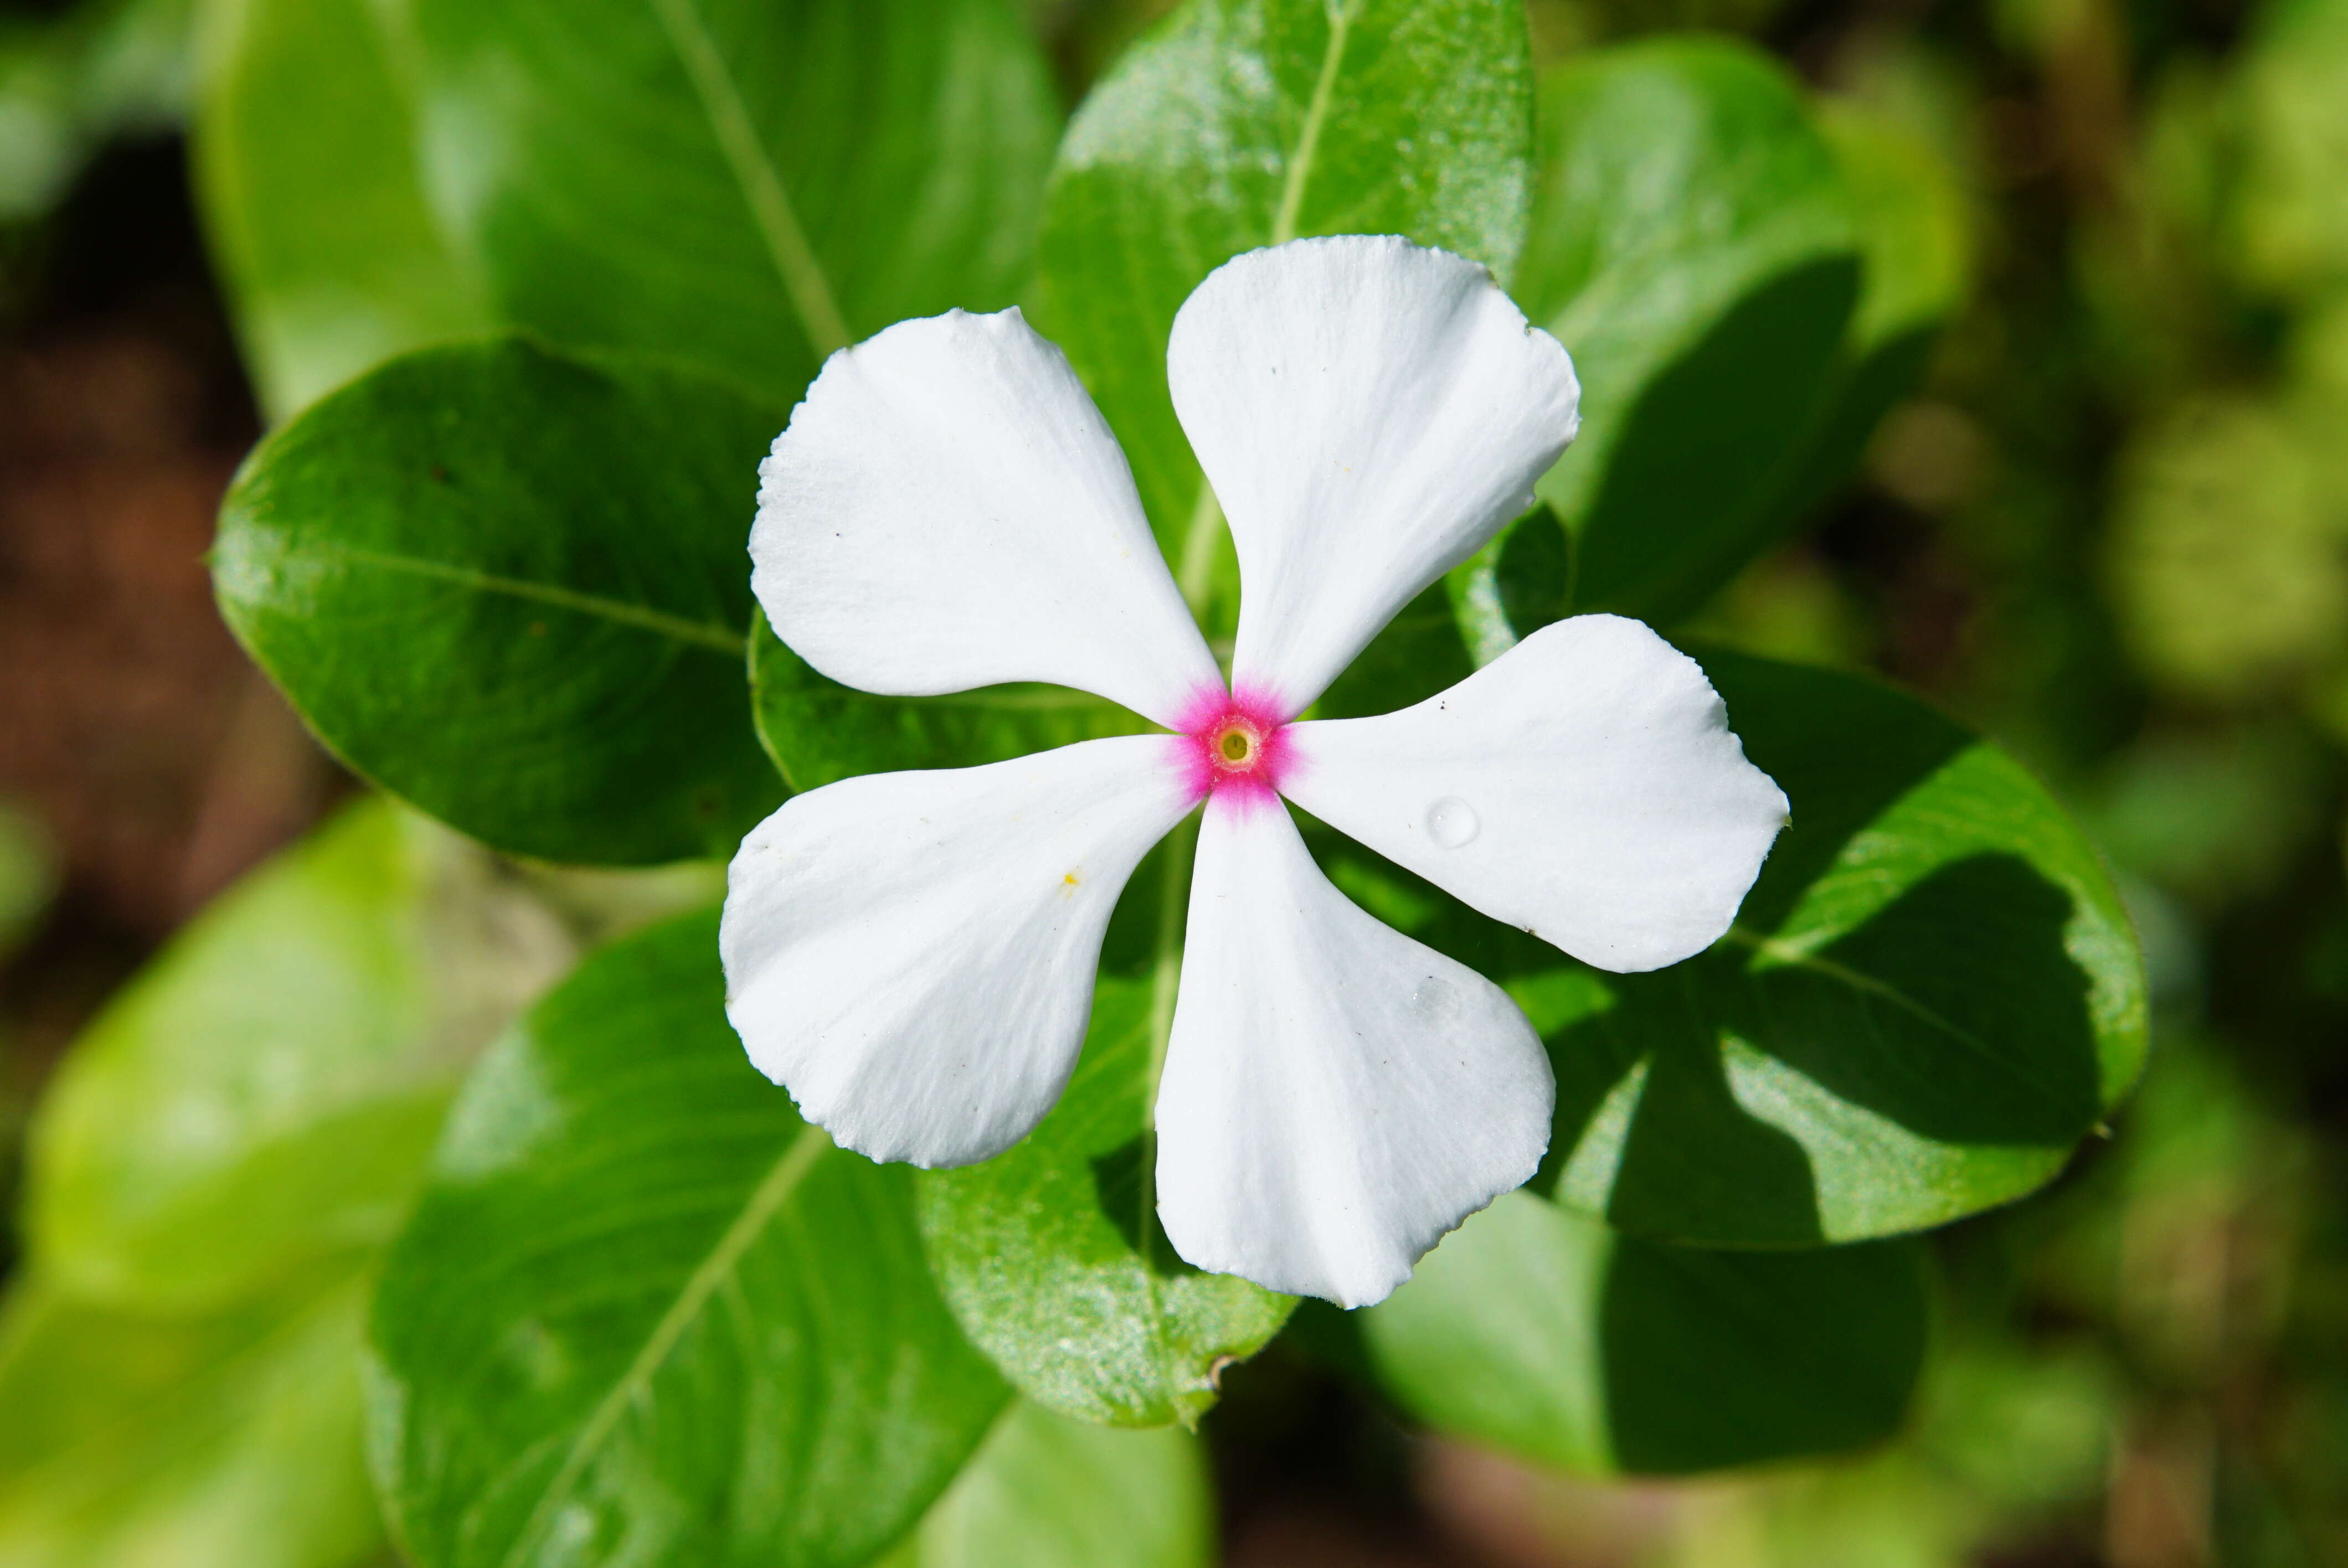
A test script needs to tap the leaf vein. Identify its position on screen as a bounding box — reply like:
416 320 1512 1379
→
643 0 852 357
498 1123 832 1568
310 544 744 654
1723 923 2064 1093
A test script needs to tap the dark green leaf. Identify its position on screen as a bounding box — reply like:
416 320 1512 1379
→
1356 1193 1926 1474
1310 579 1480 721
875 1401 1212 1568
24 797 571 1309
1459 38 1860 653
918 966 1293 1428
213 337 786 866
368 908 1009 1568
0 1263 385 1568
749 608 1151 791
194 0 492 418
1310 650 2146 1247
399 0 1059 404
1039 0 1533 601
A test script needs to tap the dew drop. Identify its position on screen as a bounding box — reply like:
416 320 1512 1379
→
1424 796 1479 849
1408 975 1459 1025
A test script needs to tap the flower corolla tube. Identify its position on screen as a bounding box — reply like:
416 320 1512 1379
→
722 234 1788 1308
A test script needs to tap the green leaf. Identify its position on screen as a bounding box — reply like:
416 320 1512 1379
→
1460 38 1860 653
193 0 492 419
875 1401 1212 1568
918 966 1294 1429
749 609 1151 791
1311 650 2146 1247
397 0 1059 405
212 337 786 866
1310 579 1478 721
1038 0 1534 595
1355 1193 1927 1475
368 907 1009 1568
0 1263 385 1568
23 796 571 1309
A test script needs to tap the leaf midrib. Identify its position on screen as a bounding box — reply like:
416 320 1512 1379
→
299 543 744 655
643 0 852 358
1724 923 2079 1100
497 1123 831 1568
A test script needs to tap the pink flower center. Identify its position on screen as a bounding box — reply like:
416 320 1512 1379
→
1172 687 1293 807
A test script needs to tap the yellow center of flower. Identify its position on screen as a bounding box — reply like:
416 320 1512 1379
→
1217 724 1258 766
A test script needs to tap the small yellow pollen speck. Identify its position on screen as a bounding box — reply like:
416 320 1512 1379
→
1063 871 1081 886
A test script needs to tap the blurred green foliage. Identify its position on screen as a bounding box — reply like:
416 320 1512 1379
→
5 0 2348 1562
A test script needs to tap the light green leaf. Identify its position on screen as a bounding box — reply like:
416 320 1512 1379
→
24 796 571 1310
212 337 786 866
1463 38 1860 651
1038 0 1533 601
2105 394 2346 698
918 966 1294 1430
0 1263 384 1568
876 1401 1212 1568
395 0 1058 406
367 908 1010 1568
2233 0 2348 301
193 0 492 419
749 609 1152 792
1358 1193 1926 1474
1310 649 2146 1247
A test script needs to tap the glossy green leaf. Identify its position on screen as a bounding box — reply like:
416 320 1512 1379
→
1311 649 2146 1247
1460 38 1860 653
876 1401 1212 1568
1038 0 1533 593
0 1263 384 1568
919 968 1294 1429
368 908 1009 1568
193 0 492 419
397 0 1058 405
212 337 786 866
24 796 571 1309
749 610 1151 792
1356 1193 1926 1474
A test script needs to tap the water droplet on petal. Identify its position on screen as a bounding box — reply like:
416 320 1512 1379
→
1425 796 1479 849
1408 974 1459 1024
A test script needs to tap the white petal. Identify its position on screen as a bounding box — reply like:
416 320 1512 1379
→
1154 796 1554 1308
721 735 1193 1167
1167 236 1580 717
1281 615 1789 974
755 308 1222 730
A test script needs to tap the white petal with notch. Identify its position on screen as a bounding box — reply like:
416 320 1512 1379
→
1154 796 1555 1308
1167 236 1580 718
722 735 1194 1167
755 308 1221 730
1282 614 1789 974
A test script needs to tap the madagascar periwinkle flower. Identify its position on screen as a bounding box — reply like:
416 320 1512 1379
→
721 235 1789 1308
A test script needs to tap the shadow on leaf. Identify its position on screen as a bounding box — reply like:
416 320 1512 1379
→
1088 1133 1199 1280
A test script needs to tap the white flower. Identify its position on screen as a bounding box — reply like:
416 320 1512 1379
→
722 235 1788 1308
